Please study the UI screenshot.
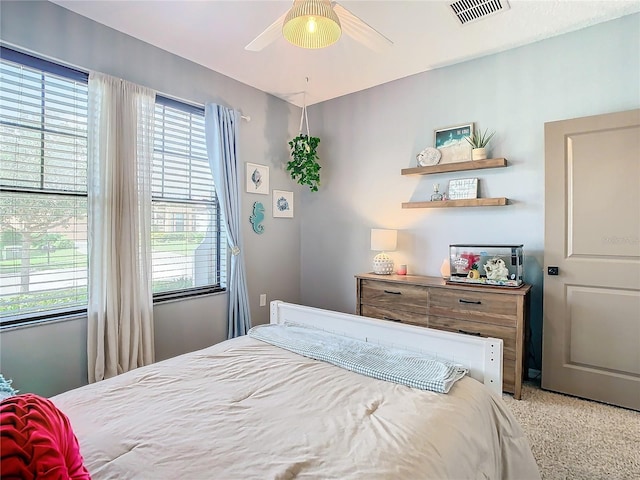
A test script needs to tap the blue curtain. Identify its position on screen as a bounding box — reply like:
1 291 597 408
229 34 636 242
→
205 103 251 338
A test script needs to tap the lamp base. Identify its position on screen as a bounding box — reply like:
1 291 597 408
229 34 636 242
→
373 252 394 275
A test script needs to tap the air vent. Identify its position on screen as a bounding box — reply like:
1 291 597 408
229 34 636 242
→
449 0 510 25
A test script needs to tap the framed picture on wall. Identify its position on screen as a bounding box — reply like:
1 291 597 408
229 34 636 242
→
434 123 474 164
246 162 269 194
272 190 293 218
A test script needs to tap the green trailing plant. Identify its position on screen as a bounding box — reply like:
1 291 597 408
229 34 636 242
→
465 128 496 149
287 134 321 192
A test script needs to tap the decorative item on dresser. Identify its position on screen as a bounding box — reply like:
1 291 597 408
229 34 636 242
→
355 273 531 399
440 258 451 278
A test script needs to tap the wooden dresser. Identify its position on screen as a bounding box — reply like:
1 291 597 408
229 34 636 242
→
355 273 531 399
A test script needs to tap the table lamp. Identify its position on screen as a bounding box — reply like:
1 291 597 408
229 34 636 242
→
371 229 397 275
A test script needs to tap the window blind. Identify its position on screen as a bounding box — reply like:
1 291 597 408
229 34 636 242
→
0 51 89 322
152 99 225 297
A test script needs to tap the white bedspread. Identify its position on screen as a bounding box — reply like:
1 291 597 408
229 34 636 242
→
52 335 540 479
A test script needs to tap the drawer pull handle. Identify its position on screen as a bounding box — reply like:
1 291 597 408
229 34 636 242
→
458 329 483 337
383 290 402 295
459 299 481 305
382 316 402 322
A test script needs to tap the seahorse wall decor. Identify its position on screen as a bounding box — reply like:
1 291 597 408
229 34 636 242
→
250 201 265 234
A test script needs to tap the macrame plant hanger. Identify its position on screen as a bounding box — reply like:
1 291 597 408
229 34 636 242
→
287 77 321 192
298 78 310 139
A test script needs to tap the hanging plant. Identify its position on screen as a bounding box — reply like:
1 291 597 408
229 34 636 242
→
287 94 321 192
287 134 321 192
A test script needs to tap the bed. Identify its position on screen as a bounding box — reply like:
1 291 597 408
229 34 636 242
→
46 301 539 479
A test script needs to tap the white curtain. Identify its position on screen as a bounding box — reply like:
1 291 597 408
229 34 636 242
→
205 103 251 338
87 72 156 383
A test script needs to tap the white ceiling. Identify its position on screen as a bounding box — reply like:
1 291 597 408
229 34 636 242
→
50 0 640 107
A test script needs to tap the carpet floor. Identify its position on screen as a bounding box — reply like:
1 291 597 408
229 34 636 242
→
502 383 640 480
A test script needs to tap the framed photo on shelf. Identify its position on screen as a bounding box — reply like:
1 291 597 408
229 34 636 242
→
448 178 478 200
434 123 474 165
246 162 269 195
272 190 294 218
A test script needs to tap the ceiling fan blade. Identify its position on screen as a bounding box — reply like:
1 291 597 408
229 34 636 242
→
333 3 393 52
245 11 288 51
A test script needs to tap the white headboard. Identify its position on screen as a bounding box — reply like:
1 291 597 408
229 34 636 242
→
270 300 503 397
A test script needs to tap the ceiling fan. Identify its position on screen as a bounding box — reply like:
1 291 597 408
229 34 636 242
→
245 0 393 51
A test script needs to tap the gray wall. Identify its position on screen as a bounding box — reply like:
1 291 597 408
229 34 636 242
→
0 297 229 397
0 0 302 396
301 13 640 371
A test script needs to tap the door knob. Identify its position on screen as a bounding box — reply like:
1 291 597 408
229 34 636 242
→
547 266 559 275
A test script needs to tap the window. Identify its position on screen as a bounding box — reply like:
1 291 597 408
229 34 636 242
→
152 98 225 298
0 48 89 324
0 49 226 325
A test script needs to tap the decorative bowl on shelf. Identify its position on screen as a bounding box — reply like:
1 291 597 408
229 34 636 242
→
416 147 441 167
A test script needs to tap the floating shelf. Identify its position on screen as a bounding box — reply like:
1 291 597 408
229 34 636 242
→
401 157 507 176
402 197 509 209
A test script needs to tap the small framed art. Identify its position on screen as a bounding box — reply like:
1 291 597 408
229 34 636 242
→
246 162 269 194
434 123 474 165
448 178 478 200
272 190 293 218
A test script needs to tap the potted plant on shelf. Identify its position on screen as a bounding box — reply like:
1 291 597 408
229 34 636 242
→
287 134 321 192
465 128 496 161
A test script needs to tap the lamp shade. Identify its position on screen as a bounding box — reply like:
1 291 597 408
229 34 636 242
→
370 229 397 275
371 229 397 252
282 0 342 49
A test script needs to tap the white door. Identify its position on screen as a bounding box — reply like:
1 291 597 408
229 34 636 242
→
543 109 640 410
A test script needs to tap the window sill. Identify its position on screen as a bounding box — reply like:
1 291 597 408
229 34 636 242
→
152 287 227 305
0 311 88 332
1 288 227 330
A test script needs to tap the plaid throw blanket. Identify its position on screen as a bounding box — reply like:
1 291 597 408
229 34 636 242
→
249 324 467 394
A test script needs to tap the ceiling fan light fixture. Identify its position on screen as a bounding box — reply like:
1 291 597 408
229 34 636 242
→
283 0 342 49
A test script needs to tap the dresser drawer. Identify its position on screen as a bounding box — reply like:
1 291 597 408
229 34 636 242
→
362 305 429 327
360 279 428 314
428 316 517 359
427 317 516 393
428 288 518 327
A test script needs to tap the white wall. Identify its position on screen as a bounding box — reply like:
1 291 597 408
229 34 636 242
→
301 14 640 370
0 0 302 396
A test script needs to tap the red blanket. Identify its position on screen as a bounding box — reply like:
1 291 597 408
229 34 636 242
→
1 393 90 479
